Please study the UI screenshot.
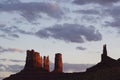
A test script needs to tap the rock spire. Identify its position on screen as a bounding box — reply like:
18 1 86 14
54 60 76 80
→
101 44 108 62
43 56 50 72
53 53 63 73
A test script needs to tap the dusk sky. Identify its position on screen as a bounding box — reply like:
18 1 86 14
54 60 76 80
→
0 0 120 79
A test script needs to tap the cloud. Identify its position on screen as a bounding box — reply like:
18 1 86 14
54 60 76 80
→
105 19 120 28
50 62 93 72
0 64 23 72
0 72 14 80
0 46 24 53
0 34 6 38
73 0 119 5
0 1 64 22
0 59 6 61
36 23 102 43
0 26 33 39
0 0 21 4
75 9 100 15
76 46 86 50
0 59 24 62
72 0 120 33
104 6 120 30
63 63 93 72
9 59 24 63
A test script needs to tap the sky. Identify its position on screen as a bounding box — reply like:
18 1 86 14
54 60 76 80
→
0 0 120 79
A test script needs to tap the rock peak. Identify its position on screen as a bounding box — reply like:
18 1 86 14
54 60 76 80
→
103 44 107 56
101 44 108 62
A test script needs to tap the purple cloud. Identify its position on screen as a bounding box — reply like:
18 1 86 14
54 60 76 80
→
73 0 119 5
76 46 86 50
0 1 64 22
36 23 102 43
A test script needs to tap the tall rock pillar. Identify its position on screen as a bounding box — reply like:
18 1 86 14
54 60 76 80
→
53 53 63 73
101 44 108 62
43 56 50 72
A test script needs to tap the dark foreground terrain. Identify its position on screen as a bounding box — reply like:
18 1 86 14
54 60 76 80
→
3 67 120 80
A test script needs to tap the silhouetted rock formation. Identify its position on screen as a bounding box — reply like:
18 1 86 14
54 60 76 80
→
3 45 120 80
53 53 63 73
87 44 120 71
3 50 65 80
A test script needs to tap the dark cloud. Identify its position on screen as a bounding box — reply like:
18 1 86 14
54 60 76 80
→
0 46 24 53
76 46 86 50
0 59 6 61
0 24 6 27
6 65 23 72
74 9 100 15
10 34 19 38
73 0 119 5
105 19 120 28
36 23 102 43
0 34 6 38
0 1 64 22
104 6 120 30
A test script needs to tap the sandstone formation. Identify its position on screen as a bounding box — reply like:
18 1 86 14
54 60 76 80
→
43 56 50 72
24 50 50 72
53 53 63 73
23 50 63 72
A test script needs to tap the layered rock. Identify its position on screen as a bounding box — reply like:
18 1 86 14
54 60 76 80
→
53 53 63 73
